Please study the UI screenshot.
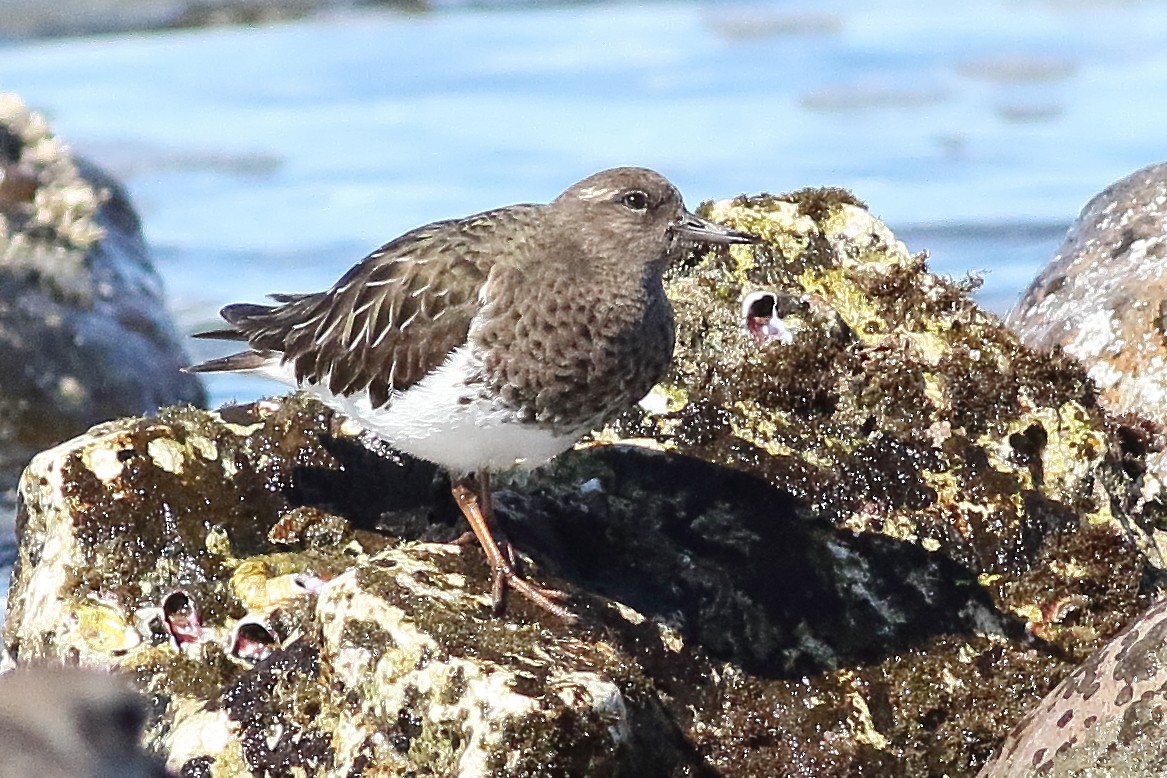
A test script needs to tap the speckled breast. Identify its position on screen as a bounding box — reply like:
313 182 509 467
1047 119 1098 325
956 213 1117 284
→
474 270 676 431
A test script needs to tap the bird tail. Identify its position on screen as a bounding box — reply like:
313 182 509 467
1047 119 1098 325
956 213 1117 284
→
191 303 276 339
187 299 304 373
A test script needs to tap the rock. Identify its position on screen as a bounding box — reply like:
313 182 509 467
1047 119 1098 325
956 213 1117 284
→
0 94 205 495
611 188 1160 655
979 162 1167 776
2 397 1052 776
4 190 1161 775
978 595 1167 777
0 666 172 777
1007 162 1167 441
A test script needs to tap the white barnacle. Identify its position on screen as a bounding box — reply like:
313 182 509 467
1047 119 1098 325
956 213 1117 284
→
741 289 793 345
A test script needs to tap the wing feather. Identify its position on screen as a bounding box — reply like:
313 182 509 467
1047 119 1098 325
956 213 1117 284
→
187 209 535 406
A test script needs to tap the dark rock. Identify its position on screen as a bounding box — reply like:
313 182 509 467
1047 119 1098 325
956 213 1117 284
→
0 94 205 496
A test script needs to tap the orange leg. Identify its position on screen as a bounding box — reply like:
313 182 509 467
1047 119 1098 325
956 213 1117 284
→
451 470 576 622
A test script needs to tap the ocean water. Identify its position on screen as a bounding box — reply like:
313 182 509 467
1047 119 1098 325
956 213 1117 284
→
1 0 1166 616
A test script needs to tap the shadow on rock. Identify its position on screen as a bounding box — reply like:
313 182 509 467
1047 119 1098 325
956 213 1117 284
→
292 436 1011 678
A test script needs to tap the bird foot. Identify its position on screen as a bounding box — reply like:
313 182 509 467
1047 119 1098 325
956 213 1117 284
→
451 529 577 620
451 476 578 623
490 564 577 623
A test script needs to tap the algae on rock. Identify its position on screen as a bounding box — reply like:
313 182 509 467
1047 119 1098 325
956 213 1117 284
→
609 189 1158 659
4 188 1162 776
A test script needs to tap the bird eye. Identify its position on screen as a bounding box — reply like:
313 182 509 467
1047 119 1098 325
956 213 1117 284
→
621 190 650 212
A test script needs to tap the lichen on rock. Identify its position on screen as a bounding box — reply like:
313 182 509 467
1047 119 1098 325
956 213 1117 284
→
5 398 708 775
609 189 1156 660
0 93 104 301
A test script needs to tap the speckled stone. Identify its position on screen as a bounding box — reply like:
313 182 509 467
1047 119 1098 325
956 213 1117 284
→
1007 162 1167 459
979 595 1167 777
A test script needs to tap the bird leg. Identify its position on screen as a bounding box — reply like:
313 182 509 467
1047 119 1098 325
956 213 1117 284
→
450 470 576 621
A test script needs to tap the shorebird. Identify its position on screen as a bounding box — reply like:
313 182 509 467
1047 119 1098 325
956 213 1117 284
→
189 167 756 620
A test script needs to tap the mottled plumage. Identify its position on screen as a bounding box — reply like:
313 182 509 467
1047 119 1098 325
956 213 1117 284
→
190 167 756 619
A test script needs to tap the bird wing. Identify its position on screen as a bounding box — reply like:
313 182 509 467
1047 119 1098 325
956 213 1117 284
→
192 214 510 409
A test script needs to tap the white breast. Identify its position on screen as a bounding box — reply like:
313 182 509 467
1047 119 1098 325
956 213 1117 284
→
253 345 583 475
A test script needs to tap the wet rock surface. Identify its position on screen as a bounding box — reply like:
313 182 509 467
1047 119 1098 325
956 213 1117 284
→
0 94 205 503
973 162 1167 777
611 189 1159 658
4 189 1163 775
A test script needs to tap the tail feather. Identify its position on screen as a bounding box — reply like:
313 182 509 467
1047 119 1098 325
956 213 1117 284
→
193 300 283 341
192 328 248 341
221 302 275 325
185 350 278 374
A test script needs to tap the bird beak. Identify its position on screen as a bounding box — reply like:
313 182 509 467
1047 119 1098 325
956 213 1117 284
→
671 210 759 245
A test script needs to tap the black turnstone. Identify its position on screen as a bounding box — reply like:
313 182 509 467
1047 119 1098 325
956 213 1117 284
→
189 167 756 620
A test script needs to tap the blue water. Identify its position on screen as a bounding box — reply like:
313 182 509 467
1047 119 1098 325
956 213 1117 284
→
3 4 1166 411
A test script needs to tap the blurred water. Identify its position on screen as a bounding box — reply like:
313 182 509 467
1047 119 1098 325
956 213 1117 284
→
1 0 1167 615
2 5 1164 381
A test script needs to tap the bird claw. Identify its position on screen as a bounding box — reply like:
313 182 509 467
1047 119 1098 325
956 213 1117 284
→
493 534 577 616
490 565 577 622
451 531 478 547
452 474 579 623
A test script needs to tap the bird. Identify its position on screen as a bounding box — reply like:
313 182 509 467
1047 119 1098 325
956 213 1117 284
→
188 167 757 620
